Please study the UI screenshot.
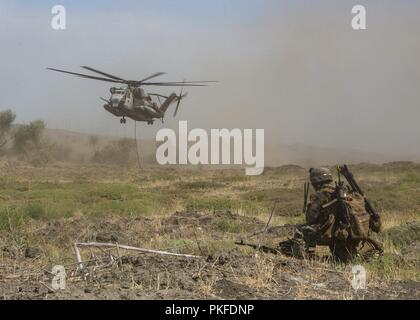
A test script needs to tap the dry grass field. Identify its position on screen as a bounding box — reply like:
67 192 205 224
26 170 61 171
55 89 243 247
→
0 161 419 299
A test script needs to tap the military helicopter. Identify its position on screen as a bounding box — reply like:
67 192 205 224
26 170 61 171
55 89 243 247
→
47 66 216 125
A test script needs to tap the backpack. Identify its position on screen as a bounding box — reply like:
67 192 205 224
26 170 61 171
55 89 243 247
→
319 188 371 241
344 192 371 240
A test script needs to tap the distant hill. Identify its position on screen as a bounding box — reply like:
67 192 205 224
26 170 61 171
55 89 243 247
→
263 144 418 167
43 127 420 166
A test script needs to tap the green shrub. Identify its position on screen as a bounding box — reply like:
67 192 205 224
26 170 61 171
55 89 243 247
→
23 201 46 220
176 180 225 190
382 222 420 247
0 206 26 230
217 217 242 233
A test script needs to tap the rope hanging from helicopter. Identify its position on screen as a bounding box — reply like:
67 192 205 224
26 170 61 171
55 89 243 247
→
134 120 142 169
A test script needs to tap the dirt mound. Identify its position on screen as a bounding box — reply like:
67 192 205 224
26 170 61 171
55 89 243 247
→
382 161 417 169
163 210 264 235
264 165 306 173
36 216 154 246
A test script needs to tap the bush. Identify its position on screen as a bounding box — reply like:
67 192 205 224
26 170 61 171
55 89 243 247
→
13 120 45 153
0 109 16 152
91 138 136 166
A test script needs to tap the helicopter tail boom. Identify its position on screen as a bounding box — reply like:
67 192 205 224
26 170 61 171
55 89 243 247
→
160 93 178 113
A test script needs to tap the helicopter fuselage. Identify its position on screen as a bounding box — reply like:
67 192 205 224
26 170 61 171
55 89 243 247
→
104 86 167 124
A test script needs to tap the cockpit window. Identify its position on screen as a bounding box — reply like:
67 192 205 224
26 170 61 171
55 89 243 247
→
110 87 125 94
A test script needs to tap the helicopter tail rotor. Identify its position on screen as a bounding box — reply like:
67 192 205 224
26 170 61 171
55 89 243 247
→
174 81 188 117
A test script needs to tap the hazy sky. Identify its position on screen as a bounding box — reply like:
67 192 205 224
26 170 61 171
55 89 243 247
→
0 0 419 155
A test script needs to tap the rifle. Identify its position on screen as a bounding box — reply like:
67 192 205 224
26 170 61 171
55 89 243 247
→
235 240 280 255
337 164 380 220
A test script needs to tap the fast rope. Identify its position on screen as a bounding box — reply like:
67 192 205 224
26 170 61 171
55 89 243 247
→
134 120 142 169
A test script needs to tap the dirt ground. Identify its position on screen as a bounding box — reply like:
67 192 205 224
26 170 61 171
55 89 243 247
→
1 210 418 300
1 162 419 300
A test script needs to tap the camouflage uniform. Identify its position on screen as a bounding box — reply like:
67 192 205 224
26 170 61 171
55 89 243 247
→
280 168 382 261
292 184 336 257
300 182 336 251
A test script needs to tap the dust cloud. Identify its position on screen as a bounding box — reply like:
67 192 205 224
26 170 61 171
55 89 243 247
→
1 1 419 162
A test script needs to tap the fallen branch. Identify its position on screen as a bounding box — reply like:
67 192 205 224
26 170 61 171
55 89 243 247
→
39 281 54 293
73 242 202 269
257 200 279 249
73 243 83 270
307 266 346 274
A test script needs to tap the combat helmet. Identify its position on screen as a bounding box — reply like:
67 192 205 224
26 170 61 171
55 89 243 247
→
309 167 333 185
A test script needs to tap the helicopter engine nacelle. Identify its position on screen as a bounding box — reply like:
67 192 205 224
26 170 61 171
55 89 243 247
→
132 87 146 99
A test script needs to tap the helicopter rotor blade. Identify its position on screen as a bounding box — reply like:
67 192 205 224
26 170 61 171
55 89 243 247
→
81 66 126 81
141 79 217 87
141 83 208 87
47 67 123 84
174 81 186 117
163 81 218 84
48 67 218 88
138 72 167 83
145 80 217 84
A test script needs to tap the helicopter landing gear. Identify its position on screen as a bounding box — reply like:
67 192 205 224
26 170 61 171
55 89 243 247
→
120 117 127 124
147 120 154 125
